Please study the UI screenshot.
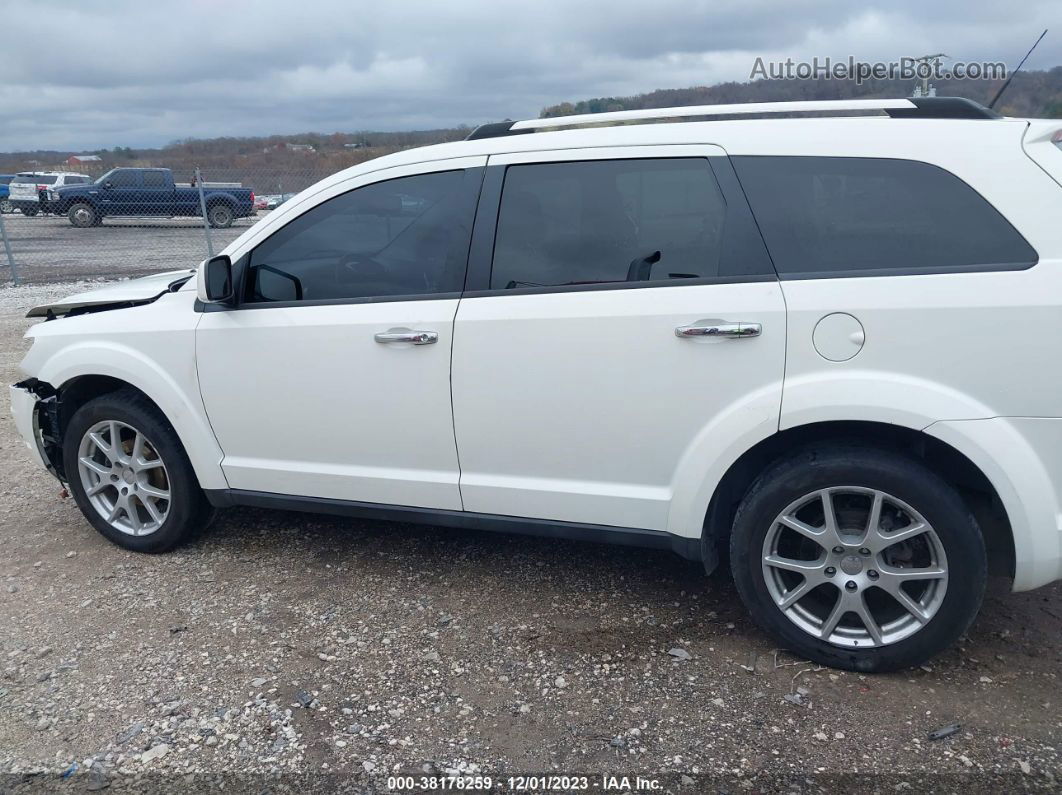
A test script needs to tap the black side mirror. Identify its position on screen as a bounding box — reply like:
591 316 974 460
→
104 181 113 189
202 255 234 304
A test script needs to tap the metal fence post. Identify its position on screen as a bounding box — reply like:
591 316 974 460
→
195 167 215 259
0 211 19 286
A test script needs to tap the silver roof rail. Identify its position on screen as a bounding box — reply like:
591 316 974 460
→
465 97 1000 140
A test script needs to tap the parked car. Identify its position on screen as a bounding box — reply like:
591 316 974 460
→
0 174 15 213
50 167 256 228
253 194 271 211
266 192 296 210
7 171 92 215
12 97 1062 672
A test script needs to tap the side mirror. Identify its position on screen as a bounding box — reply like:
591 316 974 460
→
104 181 113 189
199 255 234 304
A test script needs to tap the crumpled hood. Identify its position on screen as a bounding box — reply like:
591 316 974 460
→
26 269 195 319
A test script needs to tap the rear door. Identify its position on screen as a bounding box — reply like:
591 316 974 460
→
450 145 786 531
139 169 173 214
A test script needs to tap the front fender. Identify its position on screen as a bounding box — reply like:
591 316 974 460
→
30 338 227 491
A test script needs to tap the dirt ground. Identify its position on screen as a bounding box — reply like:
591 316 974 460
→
1 282 1061 793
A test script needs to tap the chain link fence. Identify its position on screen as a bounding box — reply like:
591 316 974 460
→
0 160 382 286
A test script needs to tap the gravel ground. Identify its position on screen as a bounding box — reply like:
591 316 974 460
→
1 282 1062 793
0 214 265 286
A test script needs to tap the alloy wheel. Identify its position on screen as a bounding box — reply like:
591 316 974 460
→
76 420 172 536
760 487 948 648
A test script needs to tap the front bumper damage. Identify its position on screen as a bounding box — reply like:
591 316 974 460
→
9 379 65 481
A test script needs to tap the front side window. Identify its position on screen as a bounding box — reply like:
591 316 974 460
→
245 169 475 303
732 156 1037 277
490 157 769 290
109 170 139 188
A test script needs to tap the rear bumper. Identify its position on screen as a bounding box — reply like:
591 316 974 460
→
9 383 48 470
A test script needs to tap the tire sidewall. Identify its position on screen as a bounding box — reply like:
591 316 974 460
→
68 203 96 228
62 394 203 553
209 204 233 228
730 447 987 672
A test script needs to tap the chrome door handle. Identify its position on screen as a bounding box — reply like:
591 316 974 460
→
675 323 761 339
374 329 438 345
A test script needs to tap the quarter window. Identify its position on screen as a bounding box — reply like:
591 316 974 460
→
732 156 1037 277
490 158 770 290
245 169 475 303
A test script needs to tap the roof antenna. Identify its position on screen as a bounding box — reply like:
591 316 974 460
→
988 29 1048 109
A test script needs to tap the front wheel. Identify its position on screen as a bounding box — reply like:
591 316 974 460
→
207 203 234 228
730 444 986 672
62 388 214 552
68 202 97 228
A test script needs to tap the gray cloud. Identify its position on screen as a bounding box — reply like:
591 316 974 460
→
2 0 1059 150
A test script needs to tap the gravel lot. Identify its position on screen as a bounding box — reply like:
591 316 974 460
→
1 282 1062 793
0 213 265 285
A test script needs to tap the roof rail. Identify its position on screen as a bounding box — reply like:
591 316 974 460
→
465 97 1000 140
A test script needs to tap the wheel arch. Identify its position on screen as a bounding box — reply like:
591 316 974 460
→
700 420 1014 580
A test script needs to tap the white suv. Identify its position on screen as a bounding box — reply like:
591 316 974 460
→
7 171 92 215
10 98 1062 672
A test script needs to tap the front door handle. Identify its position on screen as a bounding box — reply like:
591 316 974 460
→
374 328 438 345
675 322 761 339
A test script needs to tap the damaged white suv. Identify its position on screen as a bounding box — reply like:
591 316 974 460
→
11 98 1062 672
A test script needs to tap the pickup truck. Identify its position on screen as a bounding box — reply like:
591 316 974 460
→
50 167 255 228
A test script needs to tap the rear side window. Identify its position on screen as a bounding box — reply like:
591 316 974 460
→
142 171 167 187
490 158 771 290
245 169 477 304
733 156 1037 278
65 175 91 185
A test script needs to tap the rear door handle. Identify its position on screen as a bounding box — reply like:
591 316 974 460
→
675 323 761 339
374 328 438 345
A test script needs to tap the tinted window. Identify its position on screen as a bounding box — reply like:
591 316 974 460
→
733 156 1037 277
108 170 139 188
245 169 474 303
491 158 765 290
64 175 90 185
13 174 57 184
142 171 167 187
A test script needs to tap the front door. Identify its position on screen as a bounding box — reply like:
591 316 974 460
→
196 158 484 509
451 146 786 531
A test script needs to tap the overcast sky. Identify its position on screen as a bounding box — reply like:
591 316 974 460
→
2 0 1060 151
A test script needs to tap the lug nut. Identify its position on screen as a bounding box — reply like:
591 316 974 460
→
824 566 836 577
859 547 871 556
832 546 844 554
867 570 879 580
845 581 857 591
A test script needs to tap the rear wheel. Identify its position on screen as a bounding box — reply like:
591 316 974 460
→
0 199 12 213
68 202 97 228
730 444 986 672
62 389 214 553
207 203 234 228
20 206 38 217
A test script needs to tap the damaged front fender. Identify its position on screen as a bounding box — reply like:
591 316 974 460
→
10 378 65 482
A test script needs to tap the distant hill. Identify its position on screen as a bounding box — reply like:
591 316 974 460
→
541 68 1062 119
3 68 1059 189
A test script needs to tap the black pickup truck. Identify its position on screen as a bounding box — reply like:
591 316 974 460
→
50 167 255 228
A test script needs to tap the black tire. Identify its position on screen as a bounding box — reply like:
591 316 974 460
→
21 206 38 217
0 199 12 214
207 203 234 228
729 443 986 672
67 202 97 228
62 388 214 553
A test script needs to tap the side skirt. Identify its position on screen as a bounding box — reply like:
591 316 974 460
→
204 488 703 562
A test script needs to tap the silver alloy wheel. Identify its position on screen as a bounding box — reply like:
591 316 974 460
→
209 205 232 226
0 199 12 213
761 487 948 648
76 420 171 536
71 205 93 226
